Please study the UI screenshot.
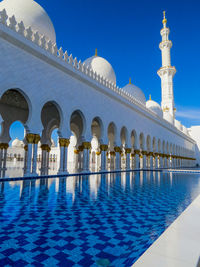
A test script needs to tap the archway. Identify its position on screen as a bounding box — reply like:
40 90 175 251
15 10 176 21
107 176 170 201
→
0 89 30 177
91 117 103 171
107 122 117 169
120 126 128 169
40 101 61 175
69 110 86 171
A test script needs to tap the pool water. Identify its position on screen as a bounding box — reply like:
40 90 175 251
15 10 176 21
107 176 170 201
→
0 171 200 266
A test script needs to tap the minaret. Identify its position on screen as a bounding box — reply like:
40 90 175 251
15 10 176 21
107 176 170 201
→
157 11 176 118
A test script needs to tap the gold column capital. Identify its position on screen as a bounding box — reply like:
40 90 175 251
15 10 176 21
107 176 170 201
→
142 150 147 155
134 149 140 154
59 138 70 147
100 144 108 151
26 133 35 144
34 134 41 144
74 149 79 154
0 143 9 149
114 146 121 153
82 142 91 150
41 144 51 152
125 148 131 154
110 151 116 156
96 151 101 156
24 145 28 151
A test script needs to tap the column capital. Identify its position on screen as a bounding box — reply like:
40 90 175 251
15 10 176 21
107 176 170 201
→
74 149 79 154
59 138 70 147
24 145 28 151
96 151 101 155
110 151 116 156
134 149 140 154
100 144 108 151
26 133 35 144
142 150 147 155
114 146 121 153
125 148 131 154
82 142 91 150
0 143 9 149
41 144 51 152
34 134 41 144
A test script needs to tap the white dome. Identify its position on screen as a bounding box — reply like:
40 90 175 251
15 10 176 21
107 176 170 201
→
163 112 174 124
83 55 116 84
122 82 146 105
0 0 56 42
12 138 24 148
146 100 163 118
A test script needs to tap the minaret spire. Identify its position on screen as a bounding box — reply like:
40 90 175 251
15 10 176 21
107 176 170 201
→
157 11 176 118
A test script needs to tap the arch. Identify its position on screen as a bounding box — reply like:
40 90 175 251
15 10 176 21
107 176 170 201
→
131 129 137 149
0 89 31 142
152 137 156 152
41 101 63 145
162 140 165 153
158 139 161 152
107 122 117 150
146 135 151 152
70 109 86 142
91 116 104 141
166 142 169 154
139 132 145 150
120 126 128 147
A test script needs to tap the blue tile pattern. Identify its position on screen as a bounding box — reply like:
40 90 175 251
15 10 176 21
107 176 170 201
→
0 171 200 266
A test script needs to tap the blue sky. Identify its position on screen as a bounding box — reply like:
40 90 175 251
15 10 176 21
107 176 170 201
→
9 0 200 141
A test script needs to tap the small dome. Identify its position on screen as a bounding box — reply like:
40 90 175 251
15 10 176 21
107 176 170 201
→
146 100 163 117
12 138 24 148
83 55 116 84
0 0 56 42
122 82 146 105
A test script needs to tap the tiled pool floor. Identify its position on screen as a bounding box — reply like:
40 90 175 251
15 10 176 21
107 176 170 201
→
0 171 200 266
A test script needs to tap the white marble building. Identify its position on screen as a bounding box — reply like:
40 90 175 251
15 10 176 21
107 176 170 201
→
0 0 199 178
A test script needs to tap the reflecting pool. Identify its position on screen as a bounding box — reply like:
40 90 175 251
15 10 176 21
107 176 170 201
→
0 171 200 266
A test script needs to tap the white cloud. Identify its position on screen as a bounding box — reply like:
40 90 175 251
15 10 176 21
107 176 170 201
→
176 107 200 120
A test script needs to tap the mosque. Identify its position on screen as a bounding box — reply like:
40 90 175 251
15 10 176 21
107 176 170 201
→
0 0 199 178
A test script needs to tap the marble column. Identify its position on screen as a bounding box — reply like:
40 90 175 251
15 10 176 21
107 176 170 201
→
150 154 153 169
134 150 140 169
58 138 65 174
63 139 70 173
159 155 163 168
82 142 91 172
32 134 40 175
1 143 8 178
25 133 35 176
100 144 108 171
125 148 131 170
114 146 121 170
154 155 158 169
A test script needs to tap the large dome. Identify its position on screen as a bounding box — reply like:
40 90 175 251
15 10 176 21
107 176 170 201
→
0 0 56 43
146 99 163 118
122 81 146 105
83 55 116 84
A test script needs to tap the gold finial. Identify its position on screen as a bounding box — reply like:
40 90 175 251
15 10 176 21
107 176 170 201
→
129 77 131 84
149 94 151 100
162 10 167 26
95 48 97 57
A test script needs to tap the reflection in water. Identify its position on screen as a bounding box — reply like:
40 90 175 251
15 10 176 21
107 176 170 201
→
1 172 200 265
